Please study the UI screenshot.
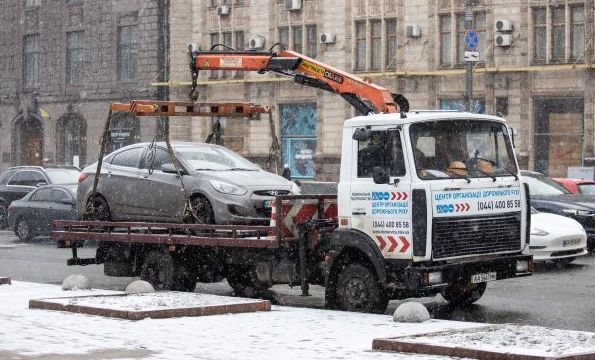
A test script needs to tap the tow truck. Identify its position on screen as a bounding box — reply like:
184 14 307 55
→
52 46 532 313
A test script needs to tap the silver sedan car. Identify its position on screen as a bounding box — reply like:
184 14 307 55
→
77 142 300 224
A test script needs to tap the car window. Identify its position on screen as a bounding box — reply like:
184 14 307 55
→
8 170 47 187
578 183 595 195
111 148 143 168
0 170 17 185
51 189 71 202
145 147 174 171
45 169 80 184
30 188 52 201
523 175 570 196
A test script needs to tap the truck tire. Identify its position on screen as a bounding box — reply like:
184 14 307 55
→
173 262 197 292
335 263 388 314
226 266 270 298
140 252 175 291
441 281 486 307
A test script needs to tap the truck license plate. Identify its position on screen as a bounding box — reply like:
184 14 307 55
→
471 272 497 284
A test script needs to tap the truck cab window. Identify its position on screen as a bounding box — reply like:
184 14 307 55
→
357 130 405 178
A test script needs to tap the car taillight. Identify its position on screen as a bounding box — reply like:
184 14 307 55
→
78 172 90 183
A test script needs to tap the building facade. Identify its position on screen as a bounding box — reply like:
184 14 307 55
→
167 0 595 180
0 0 168 172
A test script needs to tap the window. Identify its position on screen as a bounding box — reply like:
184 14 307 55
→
31 188 52 202
234 31 245 50
552 7 565 60
280 103 317 179
111 148 143 168
145 147 173 171
210 32 219 49
385 19 397 70
496 97 509 116
23 34 40 90
117 26 137 82
355 21 366 70
24 0 40 7
533 8 547 60
8 171 47 187
571 6 585 60
440 15 451 66
51 189 71 203
222 32 232 49
370 20 382 70
357 130 405 178
66 31 84 85
305 25 317 58
278 27 289 48
292 26 303 53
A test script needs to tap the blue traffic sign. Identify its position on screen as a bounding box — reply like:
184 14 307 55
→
464 30 479 50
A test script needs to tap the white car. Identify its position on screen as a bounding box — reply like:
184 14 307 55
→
529 208 588 264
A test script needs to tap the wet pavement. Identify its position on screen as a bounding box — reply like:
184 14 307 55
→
0 230 593 331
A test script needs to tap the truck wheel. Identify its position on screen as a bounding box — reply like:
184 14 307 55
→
441 281 486 307
335 263 388 314
226 266 270 298
173 263 197 292
15 218 34 242
140 252 175 291
84 195 111 221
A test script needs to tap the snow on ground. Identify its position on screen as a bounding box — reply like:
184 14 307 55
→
399 325 595 357
47 291 264 312
0 281 482 360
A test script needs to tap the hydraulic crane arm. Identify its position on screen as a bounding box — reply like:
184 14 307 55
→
189 49 409 115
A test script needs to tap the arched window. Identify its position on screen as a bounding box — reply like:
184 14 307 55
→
56 110 87 167
11 113 44 166
108 112 140 152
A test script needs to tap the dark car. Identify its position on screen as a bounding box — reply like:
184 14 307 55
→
7 184 77 241
0 166 80 229
521 170 595 253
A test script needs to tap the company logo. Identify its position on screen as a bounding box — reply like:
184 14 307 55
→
372 192 408 201
436 203 470 214
297 60 344 84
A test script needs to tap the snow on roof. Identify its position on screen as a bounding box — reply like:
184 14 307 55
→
344 111 507 128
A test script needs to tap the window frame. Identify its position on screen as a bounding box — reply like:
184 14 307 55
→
354 20 367 71
66 31 85 85
117 25 138 82
110 147 144 168
7 170 48 188
23 34 40 90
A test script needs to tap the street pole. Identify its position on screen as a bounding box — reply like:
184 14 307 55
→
465 1 475 112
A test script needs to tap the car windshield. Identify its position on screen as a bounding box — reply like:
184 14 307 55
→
578 183 595 195
523 174 571 196
410 119 517 180
176 146 259 171
44 169 80 184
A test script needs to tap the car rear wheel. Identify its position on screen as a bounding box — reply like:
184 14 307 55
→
15 218 33 242
441 281 487 307
84 195 111 221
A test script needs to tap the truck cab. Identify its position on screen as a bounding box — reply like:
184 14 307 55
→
325 111 532 312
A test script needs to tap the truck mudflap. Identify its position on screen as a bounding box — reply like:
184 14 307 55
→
395 254 533 291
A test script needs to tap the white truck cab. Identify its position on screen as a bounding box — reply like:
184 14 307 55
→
325 111 532 310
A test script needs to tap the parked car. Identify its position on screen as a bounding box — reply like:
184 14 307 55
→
77 142 300 225
7 184 77 241
554 178 595 195
521 170 594 253
529 208 588 264
0 166 80 229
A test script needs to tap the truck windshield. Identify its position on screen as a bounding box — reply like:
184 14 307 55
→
410 120 517 180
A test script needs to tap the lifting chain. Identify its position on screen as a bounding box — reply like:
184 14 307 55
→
189 69 199 102
146 138 157 175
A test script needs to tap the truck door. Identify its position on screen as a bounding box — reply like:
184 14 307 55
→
349 127 412 259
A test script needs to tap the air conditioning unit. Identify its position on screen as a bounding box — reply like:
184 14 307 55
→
496 34 513 47
319 33 336 44
284 0 302 11
217 5 230 16
406 25 422 38
495 19 513 32
248 36 265 50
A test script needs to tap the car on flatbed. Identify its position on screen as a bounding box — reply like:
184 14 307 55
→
77 142 300 225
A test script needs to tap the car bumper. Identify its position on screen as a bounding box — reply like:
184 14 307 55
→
389 254 533 291
207 191 286 225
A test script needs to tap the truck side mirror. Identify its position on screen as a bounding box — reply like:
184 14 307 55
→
352 128 371 141
372 166 390 184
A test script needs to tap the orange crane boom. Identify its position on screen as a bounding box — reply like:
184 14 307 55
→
189 48 409 115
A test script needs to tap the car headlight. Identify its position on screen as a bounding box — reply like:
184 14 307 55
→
561 209 595 217
209 180 247 196
530 227 549 236
290 181 301 195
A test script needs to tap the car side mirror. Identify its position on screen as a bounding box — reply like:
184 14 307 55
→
161 163 187 175
372 166 390 184
352 128 371 141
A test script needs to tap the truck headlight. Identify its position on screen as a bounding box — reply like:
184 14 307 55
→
516 260 530 273
428 271 443 285
209 180 247 196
